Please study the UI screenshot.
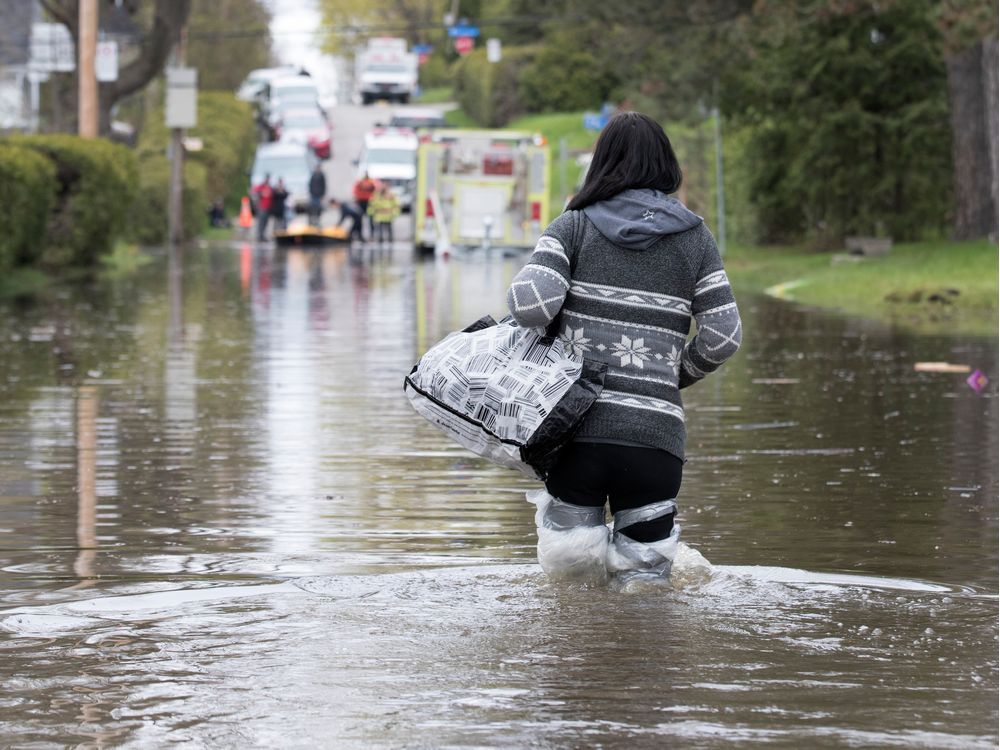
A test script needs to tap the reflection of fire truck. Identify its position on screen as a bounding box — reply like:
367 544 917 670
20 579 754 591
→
414 129 550 253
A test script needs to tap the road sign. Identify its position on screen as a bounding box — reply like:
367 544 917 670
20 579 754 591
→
30 23 75 73
583 112 609 131
413 43 433 64
95 41 118 82
448 24 480 38
486 38 501 63
454 36 474 56
166 67 198 129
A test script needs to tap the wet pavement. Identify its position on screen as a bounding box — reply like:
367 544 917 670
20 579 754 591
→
0 237 996 748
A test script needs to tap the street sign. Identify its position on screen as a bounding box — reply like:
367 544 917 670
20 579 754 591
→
30 23 75 73
95 41 118 82
583 103 617 131
486 38 501 63
583 112 609 131
166 67 198 129
448 24 480 38
454 36 474 55
413 43 433 64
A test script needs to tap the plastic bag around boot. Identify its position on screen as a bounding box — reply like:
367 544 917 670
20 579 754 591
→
526 489 610 584
605 500 680 589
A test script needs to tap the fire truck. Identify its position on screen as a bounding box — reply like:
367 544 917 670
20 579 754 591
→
413 129 551 254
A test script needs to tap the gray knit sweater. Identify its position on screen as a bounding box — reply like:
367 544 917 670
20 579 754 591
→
505 190 742 461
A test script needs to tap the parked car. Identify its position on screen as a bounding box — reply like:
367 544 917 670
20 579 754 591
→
250 142 319 214
275 107 332 159
388 108 448 131
237 66 298 102
267 95 326 139
356 127 419 211
262 74 320 133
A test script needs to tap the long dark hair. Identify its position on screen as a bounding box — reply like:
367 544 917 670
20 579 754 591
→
566 112 683 211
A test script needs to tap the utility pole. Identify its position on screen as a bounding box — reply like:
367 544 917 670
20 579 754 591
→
711 80 727 256
77 0 98 138
168 28 188 245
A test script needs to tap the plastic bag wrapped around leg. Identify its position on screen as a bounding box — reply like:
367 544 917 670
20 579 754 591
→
526 490 609 583
605 500 680 588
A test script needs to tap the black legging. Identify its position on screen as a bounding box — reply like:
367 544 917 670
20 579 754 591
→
545 442 682 543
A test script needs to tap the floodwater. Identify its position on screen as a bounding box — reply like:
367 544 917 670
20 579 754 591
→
0 241 996 748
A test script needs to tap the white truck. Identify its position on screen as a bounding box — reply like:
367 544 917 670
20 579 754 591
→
356 38 418 105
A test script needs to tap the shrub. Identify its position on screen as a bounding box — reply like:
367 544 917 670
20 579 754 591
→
519 42 613 114
127 154 207 245
138 92 256 213
418 52 452 89
13 135 138 267
452 46 539 127
452 49 495 126
0 143 56 270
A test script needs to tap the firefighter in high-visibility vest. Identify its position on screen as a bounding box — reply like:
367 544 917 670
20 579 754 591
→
367 185 401 246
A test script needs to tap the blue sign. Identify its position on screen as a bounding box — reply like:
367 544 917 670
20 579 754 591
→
583 112 609 131
448 25 480 38
412 44 433 55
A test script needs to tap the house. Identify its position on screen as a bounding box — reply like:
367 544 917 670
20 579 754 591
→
0 0 38 131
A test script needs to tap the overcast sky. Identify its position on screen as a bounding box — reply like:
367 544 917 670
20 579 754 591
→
264 0 342 102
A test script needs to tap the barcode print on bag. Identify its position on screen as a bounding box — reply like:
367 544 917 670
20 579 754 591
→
407 321 594 471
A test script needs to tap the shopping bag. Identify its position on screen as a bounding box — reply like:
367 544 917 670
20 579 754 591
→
403 315 606 479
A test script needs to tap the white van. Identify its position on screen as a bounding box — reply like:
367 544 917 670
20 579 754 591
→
356 128 418 211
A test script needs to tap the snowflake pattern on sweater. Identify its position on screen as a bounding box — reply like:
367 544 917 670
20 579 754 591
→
506 209 742 460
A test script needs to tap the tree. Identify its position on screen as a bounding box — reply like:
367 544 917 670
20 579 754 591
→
41 0 191 135
722 0 952 243
318 0 448 55
186 0 273 92
936 0 998 240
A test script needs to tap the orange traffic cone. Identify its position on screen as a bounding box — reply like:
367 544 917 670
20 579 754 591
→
239 196 254 229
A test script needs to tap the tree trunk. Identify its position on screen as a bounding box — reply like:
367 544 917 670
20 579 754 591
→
40 0 191 136
982 37 998 242
946 38 998 240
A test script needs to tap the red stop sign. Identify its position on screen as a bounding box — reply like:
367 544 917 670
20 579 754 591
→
454 36 474 55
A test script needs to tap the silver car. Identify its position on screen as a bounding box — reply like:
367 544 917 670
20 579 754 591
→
250 142 319 214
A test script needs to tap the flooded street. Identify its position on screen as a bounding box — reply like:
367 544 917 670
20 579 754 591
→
0 237 996 748
1 101 997 747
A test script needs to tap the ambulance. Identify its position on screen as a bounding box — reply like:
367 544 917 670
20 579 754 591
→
413 129 551 253
356 127 419 211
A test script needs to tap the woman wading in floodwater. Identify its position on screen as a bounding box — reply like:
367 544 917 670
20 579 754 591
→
506 112 742 584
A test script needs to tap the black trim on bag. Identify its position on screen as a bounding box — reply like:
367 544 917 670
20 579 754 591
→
403 376 525 448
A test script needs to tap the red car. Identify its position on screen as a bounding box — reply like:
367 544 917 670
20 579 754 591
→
275 107 332 160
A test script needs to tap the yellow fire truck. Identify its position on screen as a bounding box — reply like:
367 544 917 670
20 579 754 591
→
413 129 551 254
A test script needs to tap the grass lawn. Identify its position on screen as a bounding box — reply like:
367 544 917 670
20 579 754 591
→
415 86 454 104
726 240 999 337
435 103 999 337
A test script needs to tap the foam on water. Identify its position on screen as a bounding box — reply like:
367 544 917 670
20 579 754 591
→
0 544 982 639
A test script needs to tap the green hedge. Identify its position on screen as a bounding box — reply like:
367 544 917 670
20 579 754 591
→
452 46 539 127
452 43 612 127
518 39 615 114
128 154 207 246
12 135 138 268
138 92 256 212
0 143 56 271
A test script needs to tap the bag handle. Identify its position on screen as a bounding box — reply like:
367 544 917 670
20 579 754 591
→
542 210 584 340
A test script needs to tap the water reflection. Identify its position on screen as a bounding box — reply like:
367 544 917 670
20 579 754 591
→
0 241 996 746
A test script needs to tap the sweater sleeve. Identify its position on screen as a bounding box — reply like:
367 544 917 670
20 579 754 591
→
505 213 575 328
679 229 742 389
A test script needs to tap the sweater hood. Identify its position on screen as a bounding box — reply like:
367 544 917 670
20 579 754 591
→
582 189 703 250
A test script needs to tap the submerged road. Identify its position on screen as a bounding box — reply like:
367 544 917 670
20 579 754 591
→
0 101 996 746
321 101 436 243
